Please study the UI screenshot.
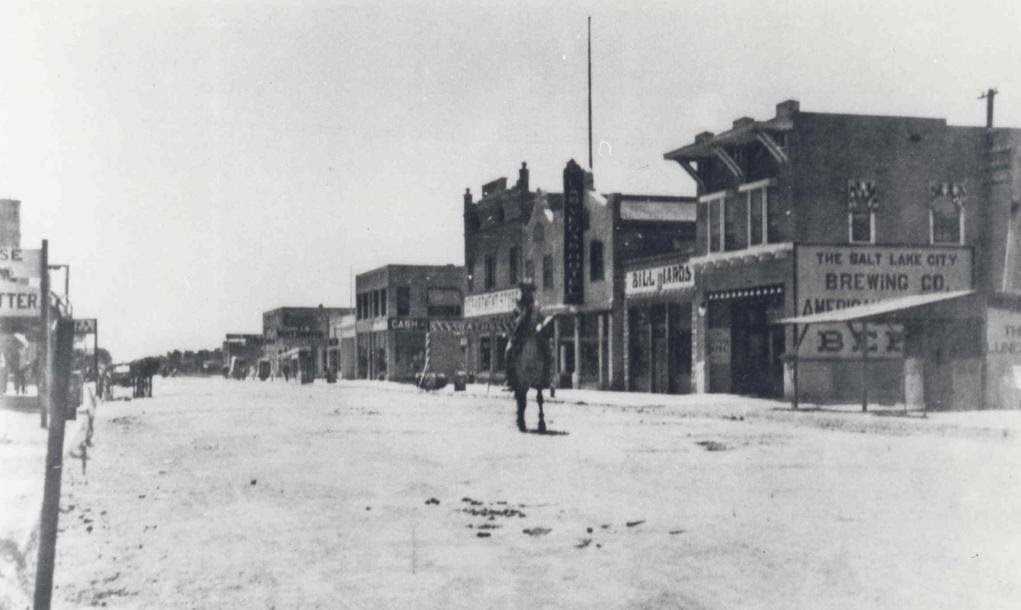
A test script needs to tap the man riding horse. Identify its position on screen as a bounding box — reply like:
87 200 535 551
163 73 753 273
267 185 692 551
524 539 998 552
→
504 283 556 432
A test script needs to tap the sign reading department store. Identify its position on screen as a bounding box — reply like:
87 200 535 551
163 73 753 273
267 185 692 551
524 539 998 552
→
795 245 971 359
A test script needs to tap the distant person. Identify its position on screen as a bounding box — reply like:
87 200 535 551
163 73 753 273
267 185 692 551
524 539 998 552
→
283 364 291 382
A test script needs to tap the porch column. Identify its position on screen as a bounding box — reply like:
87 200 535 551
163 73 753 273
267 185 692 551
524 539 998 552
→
572 314 582 389
597 313 605 390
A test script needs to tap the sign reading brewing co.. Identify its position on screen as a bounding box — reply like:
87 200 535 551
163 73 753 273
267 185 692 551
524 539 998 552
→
796 245 971 359
625 262 694 297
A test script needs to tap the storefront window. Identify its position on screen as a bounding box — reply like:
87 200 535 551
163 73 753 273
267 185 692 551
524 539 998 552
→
480 336 492 372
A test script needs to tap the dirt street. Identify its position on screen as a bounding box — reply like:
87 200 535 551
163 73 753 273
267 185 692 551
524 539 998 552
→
46 377 1021 609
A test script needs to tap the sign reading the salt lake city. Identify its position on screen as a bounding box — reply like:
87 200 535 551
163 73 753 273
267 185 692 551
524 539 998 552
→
795 245 971 358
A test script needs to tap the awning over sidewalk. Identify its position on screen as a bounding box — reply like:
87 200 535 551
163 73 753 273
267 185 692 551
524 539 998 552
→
779 290 975 325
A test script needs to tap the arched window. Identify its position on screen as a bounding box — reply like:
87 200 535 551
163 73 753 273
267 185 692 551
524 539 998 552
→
929 183 965 245
532 223 544 242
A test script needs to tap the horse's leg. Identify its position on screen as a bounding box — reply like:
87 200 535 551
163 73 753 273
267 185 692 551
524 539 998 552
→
536 389 546 433
515 389 527 432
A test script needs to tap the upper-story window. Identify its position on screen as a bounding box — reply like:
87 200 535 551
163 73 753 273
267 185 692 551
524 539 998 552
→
379 289 387 316
524 259 535 283
589 240 605 281
742 180 781 246
542 255 553 289
533 224 544 242
929 183 965 245
508 247 519 285
848 180 877 244
396 286 411 316
702 179 782 255
484 255 496 290
426 288 462 318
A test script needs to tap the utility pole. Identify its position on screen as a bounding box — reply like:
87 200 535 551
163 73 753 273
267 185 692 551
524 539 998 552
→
979 88 998 128
587 16 593 171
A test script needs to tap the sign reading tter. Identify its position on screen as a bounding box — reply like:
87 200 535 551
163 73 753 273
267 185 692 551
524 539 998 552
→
563 160 585 305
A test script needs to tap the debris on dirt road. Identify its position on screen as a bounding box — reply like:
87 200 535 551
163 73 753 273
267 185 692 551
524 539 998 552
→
523 527 551 537
696 440 729 451
425 497 440 505
626 520 645 528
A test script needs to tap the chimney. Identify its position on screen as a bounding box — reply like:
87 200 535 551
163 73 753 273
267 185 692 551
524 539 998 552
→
0 199 20 248
732 117 754 129
463 188 473 208
695 131 715 145
518 162 529 193
776 99 800 119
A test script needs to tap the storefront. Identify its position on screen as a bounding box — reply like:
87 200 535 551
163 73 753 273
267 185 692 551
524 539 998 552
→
623 257 695 393
463 287 518 383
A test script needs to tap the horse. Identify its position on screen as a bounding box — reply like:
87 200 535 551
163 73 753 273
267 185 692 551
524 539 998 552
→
504 284 556 433
129 357 162 398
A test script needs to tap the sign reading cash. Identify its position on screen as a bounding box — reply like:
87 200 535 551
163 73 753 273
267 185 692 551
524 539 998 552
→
562 159 585 305
796 245 972 358
625 262 694 296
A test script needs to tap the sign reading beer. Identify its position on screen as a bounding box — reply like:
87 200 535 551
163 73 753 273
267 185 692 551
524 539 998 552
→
74 318 97 335
625 262 694 296
563 160 585 305
0 280 40 317
0 247 41 281
388 318 429 331
464 287 520 318
796 245 971 358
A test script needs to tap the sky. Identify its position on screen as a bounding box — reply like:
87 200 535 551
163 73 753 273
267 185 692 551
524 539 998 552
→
2 0 1020 361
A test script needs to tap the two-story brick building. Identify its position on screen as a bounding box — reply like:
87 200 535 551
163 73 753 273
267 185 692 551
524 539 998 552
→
523 160 696 390
354 264 465 381
663 99 1021 409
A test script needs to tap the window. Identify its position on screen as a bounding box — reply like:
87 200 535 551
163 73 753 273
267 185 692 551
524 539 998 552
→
542 255 553 289
930 196 963 244
484 255 495 290
533 224 544 242
848 180 876 244
427 288 462 318
766 186 783 244
509 247 519 285
589 240 604 281
849 209 873 243
396 286 410 316
371 291 379 317
709 199 722 253
524 259 534 283
749 188 763 246
480 336 492 371
467 261 475 292
724 192 747 251
379 289 387 316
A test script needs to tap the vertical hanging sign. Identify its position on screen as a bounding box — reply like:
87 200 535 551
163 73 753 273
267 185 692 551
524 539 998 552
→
563 159 585 305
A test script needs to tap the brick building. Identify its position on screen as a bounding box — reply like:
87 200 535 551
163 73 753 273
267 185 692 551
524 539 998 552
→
354 264 464 381
463 160 695 389
662 99 1021 409
461 164 535 383
523 160 696 390
222 333 263 376
262 306 351 381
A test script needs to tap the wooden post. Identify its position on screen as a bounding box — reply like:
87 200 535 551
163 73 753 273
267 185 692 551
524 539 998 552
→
861 321 869 412
39 240 50 428
572 314 581 389
34 317 73 609
597 313 605 389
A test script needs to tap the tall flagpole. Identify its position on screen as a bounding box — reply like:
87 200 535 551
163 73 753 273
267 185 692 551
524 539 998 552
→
587 16 593 170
